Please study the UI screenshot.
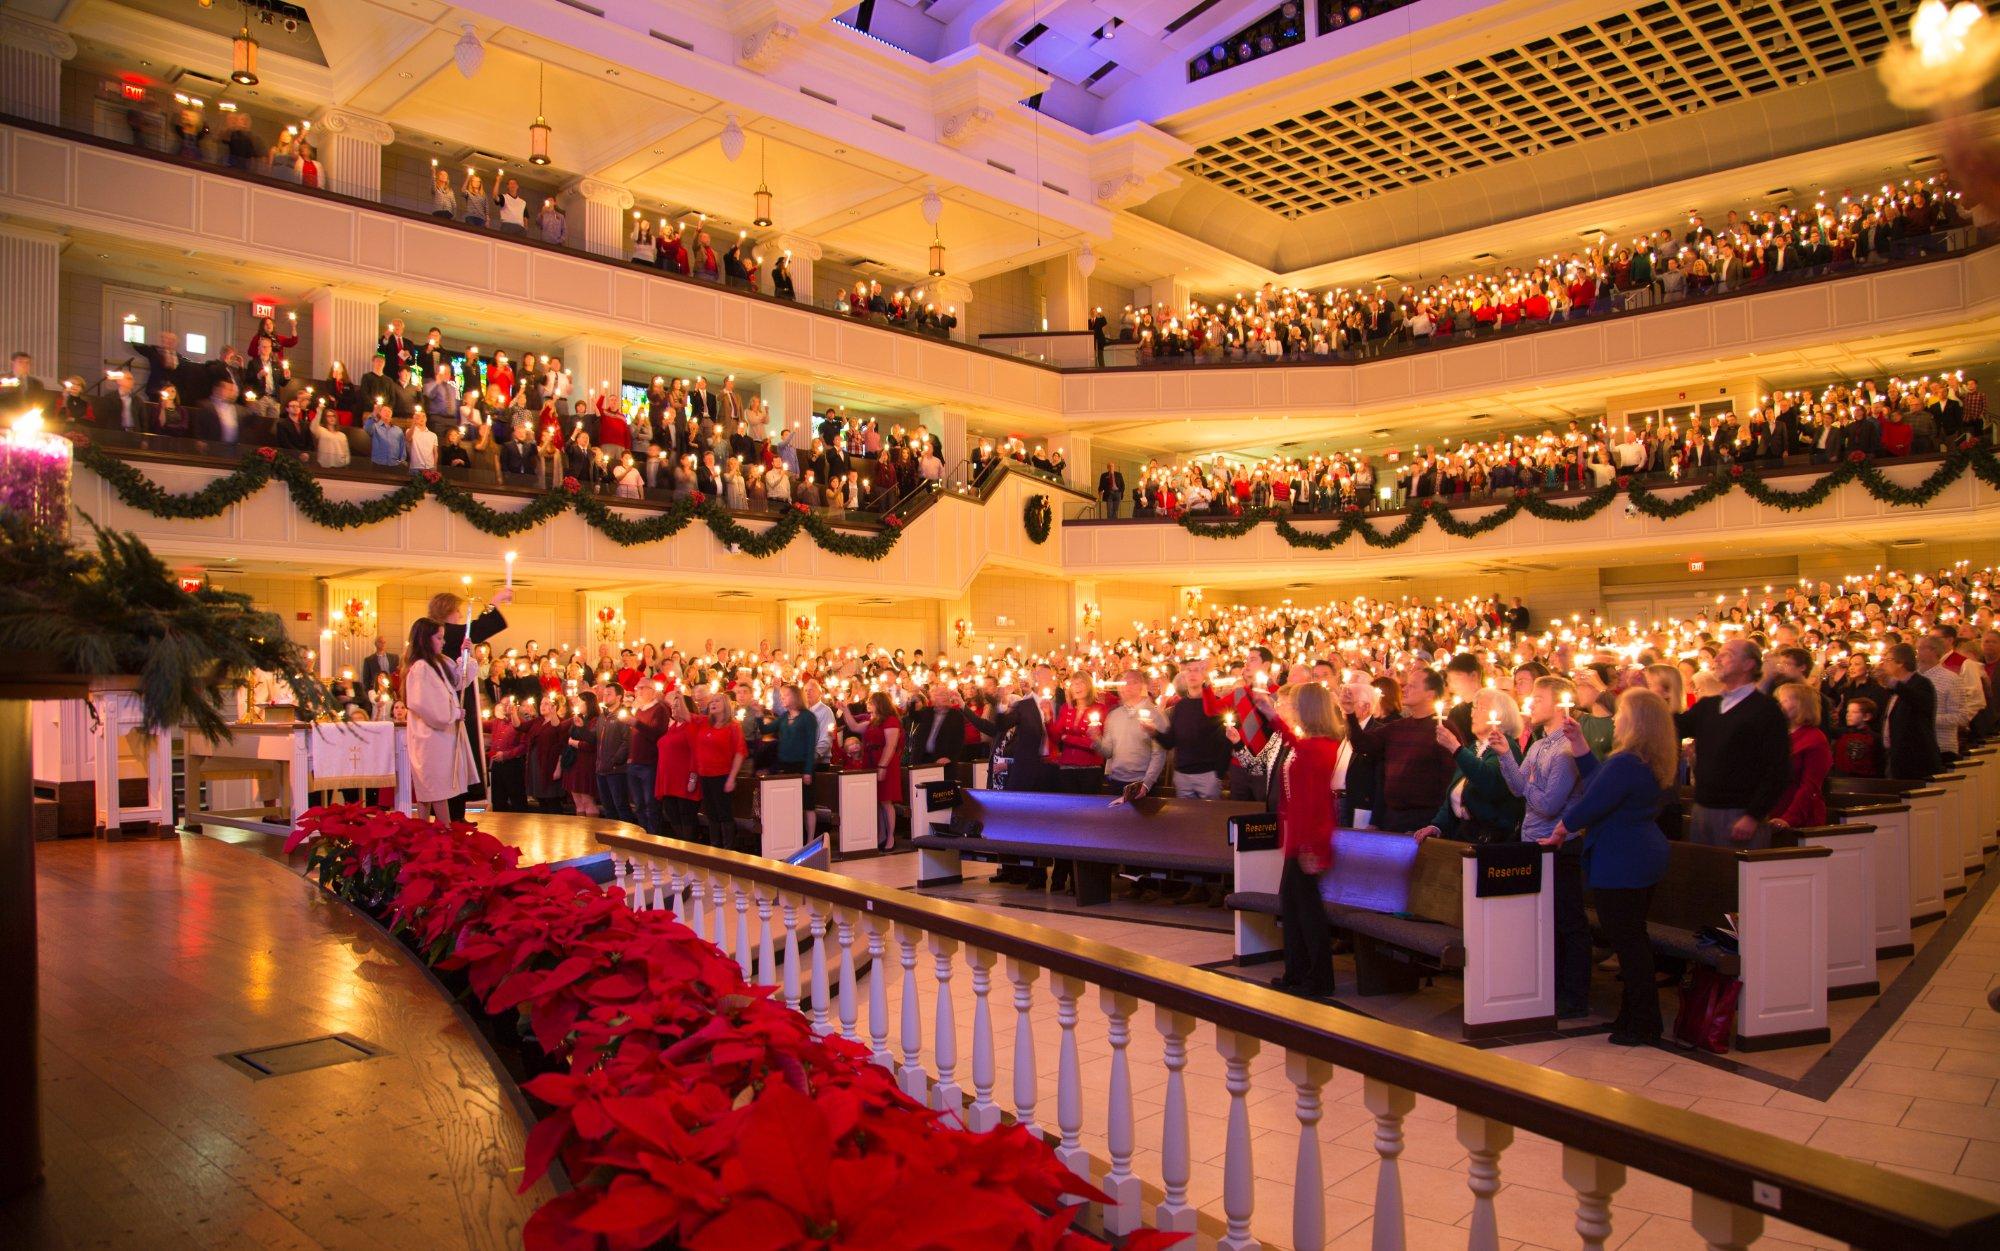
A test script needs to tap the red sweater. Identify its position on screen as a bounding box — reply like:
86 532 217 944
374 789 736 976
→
1271 721 1341 863
693 721 745 777
1772 726 1831 826
655 720 698 799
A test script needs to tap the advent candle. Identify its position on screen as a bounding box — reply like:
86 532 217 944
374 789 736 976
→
0 411 71 540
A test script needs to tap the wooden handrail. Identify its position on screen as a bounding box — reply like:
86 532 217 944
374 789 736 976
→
595 824 2000 1249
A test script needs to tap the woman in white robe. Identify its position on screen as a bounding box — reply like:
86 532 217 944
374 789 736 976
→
404 617 478 819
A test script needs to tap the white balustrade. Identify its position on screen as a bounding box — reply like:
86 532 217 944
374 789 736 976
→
733 882 753 981
1563 1147 1627 1251
1365 1077 1415 1251
896 923 925 1098
1288 1052 1333 1251
834 907 859 1042
1051 973 1088 1178
755 887 776 986
1691 1193 1763 1251
1006 958 1041 1139
805 900 829 1031
1457 1110 1513 1251
928 934 963 1123
866 914 893 1068
1217 1028 1262 1251
965 947 1000 1133
1154 1007 1197 1234
1101 989 1141 1234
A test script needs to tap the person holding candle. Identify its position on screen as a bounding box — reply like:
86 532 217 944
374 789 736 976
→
1498 675 1592 1017
1345 669 1455 832
1410 689 1525 844
1674 638 1791 848
403 616 478 822
1540 688 1678 1047
838 691 902 851
427 587 511 820
1245 682 1346 999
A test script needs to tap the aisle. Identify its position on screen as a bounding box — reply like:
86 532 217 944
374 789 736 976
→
5 837 552 1251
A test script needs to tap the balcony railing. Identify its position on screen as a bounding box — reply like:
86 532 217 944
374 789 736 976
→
595 828 2000 1251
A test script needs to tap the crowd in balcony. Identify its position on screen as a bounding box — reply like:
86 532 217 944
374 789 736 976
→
340 561 1993 1032
1097 176 1972 366
16 321 948 516
1090 370 1989 518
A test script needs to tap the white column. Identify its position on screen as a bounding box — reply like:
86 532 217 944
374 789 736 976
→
306 287 380 389
770 234 820 304
311 108 395 203
1042 251 1088 331
932 278 974 342
0 226 60 390
1143 275 1192 316
558 335 624 412
560 178 635 260
0 13 76 126
917 404 968 468
761 372 817 446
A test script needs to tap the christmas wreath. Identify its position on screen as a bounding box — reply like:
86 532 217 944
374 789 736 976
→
1023 493 1054 544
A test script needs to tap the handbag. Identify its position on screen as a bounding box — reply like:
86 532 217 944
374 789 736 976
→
1672 966 1741 1054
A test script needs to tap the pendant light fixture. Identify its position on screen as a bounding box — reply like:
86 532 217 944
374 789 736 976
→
527 63 552 165
928 234 947 277
230 5 259 86
752 139 773 227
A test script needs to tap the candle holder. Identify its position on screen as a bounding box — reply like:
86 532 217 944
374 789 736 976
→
0 413 71 540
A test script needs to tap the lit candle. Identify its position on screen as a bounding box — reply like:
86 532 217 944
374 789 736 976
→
0 411 71 540
504 550 517 588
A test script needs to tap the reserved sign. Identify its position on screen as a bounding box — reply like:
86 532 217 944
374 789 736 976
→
1474 842 1543 897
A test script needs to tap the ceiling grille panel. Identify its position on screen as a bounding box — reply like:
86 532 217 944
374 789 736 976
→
1184 0 1920 219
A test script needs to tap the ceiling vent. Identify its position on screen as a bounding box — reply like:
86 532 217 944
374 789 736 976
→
170 68 230 90
1471 252 1496 262
1577 226 1608 238
713 589 755 599
1908 348 1941 359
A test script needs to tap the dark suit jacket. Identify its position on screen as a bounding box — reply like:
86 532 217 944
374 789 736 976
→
1098 470 1125 499
969 697 1052 791
1885 674 1943 781
914 707 969 763
94 390 150 432
443 607 507 787
360 653 399 693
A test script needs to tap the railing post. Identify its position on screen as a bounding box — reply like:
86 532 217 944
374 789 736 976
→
1050 973 1088 1179
1690 1193 1764 1251
805 900 829 1032
1561 1147 1628 1251
779 895 801 1011
755 887 777 986
895 923 926 1099
866 914 893 1069
1154 1007 1197 1234
1100 988 1141 1234
1364 1077 1415 1251
1287 1051 1333 1251
928 933 963 1124
686 870 706 936
965 947 1000 1132
1005 958 1041 1139
709 871 730 953
1217 1028 1263 1251
835 907 859 1042
646 860 665 911
1456 1110 1514 1251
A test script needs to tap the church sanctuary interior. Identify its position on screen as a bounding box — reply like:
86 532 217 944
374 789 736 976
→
10 0 2000 1248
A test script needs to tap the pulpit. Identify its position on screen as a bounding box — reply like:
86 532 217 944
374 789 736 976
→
184 720 407 827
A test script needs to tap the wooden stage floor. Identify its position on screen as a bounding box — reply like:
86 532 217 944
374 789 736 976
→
6 835 553 1251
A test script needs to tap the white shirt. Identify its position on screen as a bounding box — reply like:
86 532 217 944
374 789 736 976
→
407 424 439 472
498 191 527 227
1718 682 1757 715
1922 664 1964 754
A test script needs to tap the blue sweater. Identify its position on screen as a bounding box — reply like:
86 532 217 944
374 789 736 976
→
1558 750 1670 890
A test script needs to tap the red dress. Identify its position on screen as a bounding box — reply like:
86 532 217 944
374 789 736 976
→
655 719 698 800
866 714 903 803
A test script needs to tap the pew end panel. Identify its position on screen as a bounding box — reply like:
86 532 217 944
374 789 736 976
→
1735 845 1833 1051
1229 812 1283 964
757 773 807 861
1781 823 1879 998
1833 799 1913 959
833 769 883 857
1458 843 1558 1038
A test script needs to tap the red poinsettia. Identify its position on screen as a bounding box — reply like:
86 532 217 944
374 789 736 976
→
689 491 707 506
279 806 1187 1251
562 475 582 493
793 502 811 514
422 469 442 484
257 446 278 461
883 514 903 529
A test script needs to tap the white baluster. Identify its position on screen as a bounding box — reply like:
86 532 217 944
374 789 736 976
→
866 914 893 1068
835 907 859 1042
686 871 707 935
648 860 666 911
965 947 1000 1133
734 880 753 981
665 864 686 918
755 887 776 986
781 896 802 1012
1050 973 1087 1178
1365 1078 1415 1251
896 924 926 1100
1154 1008 1197 1234
1005 958 1041 1139
612 855 631 904
1561 1147 1628 1251
1456 1110 1513 1251
1287 1052 1333 1251
928 934 963 1124
1690 1193 1763 1251
1217 1028 1263 1251
710 872 730 952
1100 988 1141 1234
806 901 830 1033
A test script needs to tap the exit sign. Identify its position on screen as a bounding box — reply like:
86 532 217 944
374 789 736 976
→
1688 558 1706 573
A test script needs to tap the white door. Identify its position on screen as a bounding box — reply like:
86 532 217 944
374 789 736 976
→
101 287 236 389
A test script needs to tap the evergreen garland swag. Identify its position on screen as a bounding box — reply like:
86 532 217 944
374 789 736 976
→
1023 493 1054 544
73 442 902 562
1174 445 2000 550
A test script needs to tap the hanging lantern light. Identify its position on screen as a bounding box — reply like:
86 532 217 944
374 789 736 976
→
928 234 946 277
230 14 259 86
453 22 484 78
719 113 745 162
528 63 551 165
752 139 773 226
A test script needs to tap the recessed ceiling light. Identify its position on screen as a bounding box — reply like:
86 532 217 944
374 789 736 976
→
399 71 412 79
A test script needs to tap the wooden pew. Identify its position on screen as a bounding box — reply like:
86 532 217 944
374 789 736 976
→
1637 840 1831 1051
1230 825 1557 1038
914 790 1265 904
756 772 810 860
1950 750 1994 875
1830 777 1951 925
831 768 882 856
1772 822 1879 998
1830 797 1914 958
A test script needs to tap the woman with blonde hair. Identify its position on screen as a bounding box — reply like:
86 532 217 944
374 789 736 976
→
1769 681 1832 828
1643 662 1686 711
1542 688 1676 1045
1245 682 1347 998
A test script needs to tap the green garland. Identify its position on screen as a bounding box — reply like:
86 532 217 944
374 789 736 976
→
73 442 902 562
1176 446 2000 550
1024 493 1053 545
